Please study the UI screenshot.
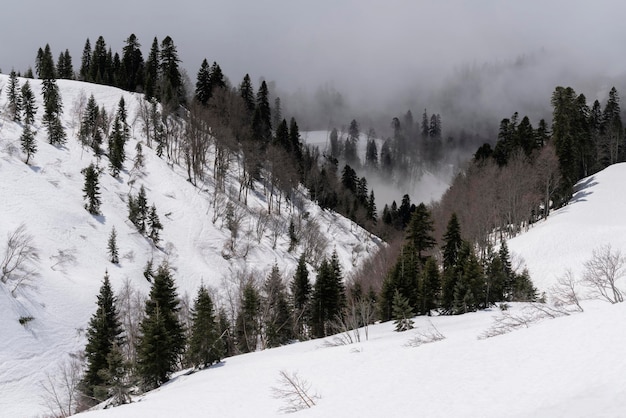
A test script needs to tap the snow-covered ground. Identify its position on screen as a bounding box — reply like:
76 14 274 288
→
2 73 626 417
79 160 626 417
0 75 381 417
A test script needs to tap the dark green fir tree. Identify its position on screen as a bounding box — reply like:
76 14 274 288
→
82 163 101 215
392 289 414 332
187 284 223 368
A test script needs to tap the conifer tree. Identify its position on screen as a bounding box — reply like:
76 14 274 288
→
311 251 346 337
345 119 360 165
289 117 303 162
239 74 255 115
406 203 436 264
90 36 108 83
99 342 131 405
159 36 184 107
421 257 440 315
194 58 211 106
263 265 293 348
81 272 123 404
107 227 119 264
137 262 186 389
144 37 160 100
235 281 261 353
147 204 163 245
56 49 74 79
121 34 144 92
36 44 56 79
21 81 37 125
6 70 22 122
133 142 145 174
187 284 222 368
20 124 37 165
109 116 125 176
253 80 272 142
392 290 414 332
79 38 92 81
41 78 66 145
290 253 311 339
82 163 101 215
79 94 102 152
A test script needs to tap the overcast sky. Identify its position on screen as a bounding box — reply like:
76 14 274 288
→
3 0 626 128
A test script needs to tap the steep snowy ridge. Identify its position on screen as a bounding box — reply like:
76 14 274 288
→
0 74 381 417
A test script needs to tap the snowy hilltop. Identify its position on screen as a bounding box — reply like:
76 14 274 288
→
0 74 381 417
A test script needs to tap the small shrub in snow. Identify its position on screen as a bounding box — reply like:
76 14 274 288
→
271 370 319 413
405 321 446 347
19 316 34 325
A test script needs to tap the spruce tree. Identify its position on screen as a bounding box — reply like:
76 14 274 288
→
406 203 436 264
235 281 261 353
6 70 22 122
159 36 183 107
107 227 119 264
263 265 293 348
81 272 123 404
421 257 440 315
147 204 163 245
144 37 160 100
392 290 414 332
82 163 101 215
41 78 66 145
187 284 222 368
290 253 311 339
194 58 211 106
441 213 463 311
79 38 92 81
121 34 144 92
253 80 272 142
137 262 185 389
79 94 101 151
239 74 255 115
311 251 346 337
21 81 37 125
20 125 37 165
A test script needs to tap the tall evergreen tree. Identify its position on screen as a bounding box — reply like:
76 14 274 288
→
239 74 255 115
79 38 92 81
79 94 102 153
290 253 311 339
187 284 222 368
137 262 186 389
421 257 440 315
20 124 37 165
82 163 101 215
107 227 119 264
159 36 184 107
441 213 464 312
121 34 144 92
90 36 109 83
56 49 74 79
406 203 436 264
263 265 293 348
6 70 22 122
345 119 360 165
41 78 66 145
147 204 163 245
35 44 56 79
144 37 160 100
311 250 346 337
21 81 37 125
235 281 261 353
253 80 272 142
392 289 414 332
194 58 211 106
81 272 123 404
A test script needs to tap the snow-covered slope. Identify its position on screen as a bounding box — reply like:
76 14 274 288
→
0 74 381 417
80 156 626 418
508 163 626 293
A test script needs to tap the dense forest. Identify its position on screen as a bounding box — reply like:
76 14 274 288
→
5 32 626 412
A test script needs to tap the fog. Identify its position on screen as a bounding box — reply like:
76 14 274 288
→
3 0 626 204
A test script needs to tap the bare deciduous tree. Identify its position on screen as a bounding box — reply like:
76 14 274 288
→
550 269 583 312
1 224 40 296
271 370 320 413
582 244 625 304
117 278 146 365
40 356 83 417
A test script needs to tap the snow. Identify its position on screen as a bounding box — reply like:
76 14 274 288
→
0 75 381 417
1 74 626 417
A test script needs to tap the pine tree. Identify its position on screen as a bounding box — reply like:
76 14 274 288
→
36 44 56 79
235 281 261 353
421 258 440 315
345 119 360 165
41 78 66 145
311 251 346 337
89 36 108 83
121 34 144 92
79 38 92 81
99 342 131 405
107 227 119 264
253 80 272 142
365 139 378 168
20 125 37 165
392 290 414 332
79 94 101 152
147 204 163 245
81 272 123 404
21 81 37 125
144 37 160 100
82 163 101 215
288 220 298 252
109 116 125 176
6 70 22 122
441 213 463 311
160 36 184 107
137 262 185 389
194 58 211 106
263 265 293 348
406 203 436 264
239 74 255 115
187 284 222 368
290 253 311 339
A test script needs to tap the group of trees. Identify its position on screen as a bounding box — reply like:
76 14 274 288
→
80 250 349 407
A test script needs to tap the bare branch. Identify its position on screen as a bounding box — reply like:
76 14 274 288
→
271 370 320 413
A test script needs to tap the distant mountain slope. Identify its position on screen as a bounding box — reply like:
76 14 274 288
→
0 74 381 417
508 163 626 293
